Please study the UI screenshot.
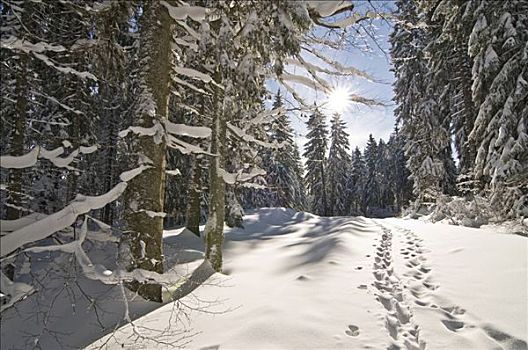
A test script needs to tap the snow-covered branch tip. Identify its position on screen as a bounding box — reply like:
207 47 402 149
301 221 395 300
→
219 167 267 185
306 1 371 29
0 144 99 170
227 122 288 150
119 120 211 140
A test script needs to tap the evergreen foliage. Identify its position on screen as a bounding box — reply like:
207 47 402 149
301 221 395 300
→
303 106 329 216
327 113 351 216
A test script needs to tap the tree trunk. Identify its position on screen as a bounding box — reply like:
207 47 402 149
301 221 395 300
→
186 156 202 237
121 1 173 302
6 54 28 220
204 70 226 272
320 162 328 216
456 48 477 174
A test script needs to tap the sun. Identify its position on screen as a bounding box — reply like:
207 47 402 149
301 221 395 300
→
325 85 352 114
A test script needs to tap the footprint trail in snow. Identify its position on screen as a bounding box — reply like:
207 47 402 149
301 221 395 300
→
372 225 426 350
378 224 528 350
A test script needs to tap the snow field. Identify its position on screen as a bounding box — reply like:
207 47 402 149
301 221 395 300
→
89 208 527 349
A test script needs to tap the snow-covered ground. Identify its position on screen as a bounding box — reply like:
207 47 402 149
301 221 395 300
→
88 208 527 350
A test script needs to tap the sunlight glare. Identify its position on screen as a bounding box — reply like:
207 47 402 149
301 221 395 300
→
326 85 352 113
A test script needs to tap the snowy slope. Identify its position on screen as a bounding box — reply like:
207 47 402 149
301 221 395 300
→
89 208 527 350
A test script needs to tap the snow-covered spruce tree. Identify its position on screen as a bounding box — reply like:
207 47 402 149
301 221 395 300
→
303 107 329 216
467 0 528 219
291 143 307 211
390 0 451 207
419 1 459 197
387 127 413 212
376 139 394 213
363 134 380 214
120 1 173 302
264 91 306 210
422 0 478 177
327 113 351 216
88 2 135 225
348 147 367 215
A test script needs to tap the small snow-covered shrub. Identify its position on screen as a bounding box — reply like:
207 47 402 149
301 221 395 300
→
402 200 435 219
429 195 495 227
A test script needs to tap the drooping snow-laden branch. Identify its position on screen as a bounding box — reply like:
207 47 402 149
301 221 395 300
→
119 120 211 139
226 122 288 150
277 78 312 110
305 0 370 29
0 165 149 257
1 37 98 81
219 167 267 185
0 144 98 170
1 216 214 312
281 72 330 93
161 1 207 22
293 50 378 82
119 119 212 155
248 107 285 126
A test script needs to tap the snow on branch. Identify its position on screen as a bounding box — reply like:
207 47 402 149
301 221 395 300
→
118 122 165 140
161 1 207 22
119 119 212 155
32 91 85 116
1 37 67 54
226 122 287 149
330 11 379 28
0 36 103 81
119 120 211 139
347 94 384 106
280 72 329 92
0 271 35 312
288 52 376 82
33 51 98 80
305 1 369 29
166 135 213 156
7 218 213 301
0 213 48 234
306 1 354 18
172 76 211 95
0 144 99 170
249 107 284 126
219 167 267 185
164 120 211 138
276 78 311 110
0 165 148 257
173 66 212 84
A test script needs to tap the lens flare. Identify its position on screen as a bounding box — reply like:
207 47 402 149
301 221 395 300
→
326 85 352 113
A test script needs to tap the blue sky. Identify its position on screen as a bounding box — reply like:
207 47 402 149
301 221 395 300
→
270 1 396 154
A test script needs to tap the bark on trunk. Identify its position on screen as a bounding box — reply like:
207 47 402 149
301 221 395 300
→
186 156 202 237
121 1 173 302
204 70 226 272
320 162 328 216
6 54 28 220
